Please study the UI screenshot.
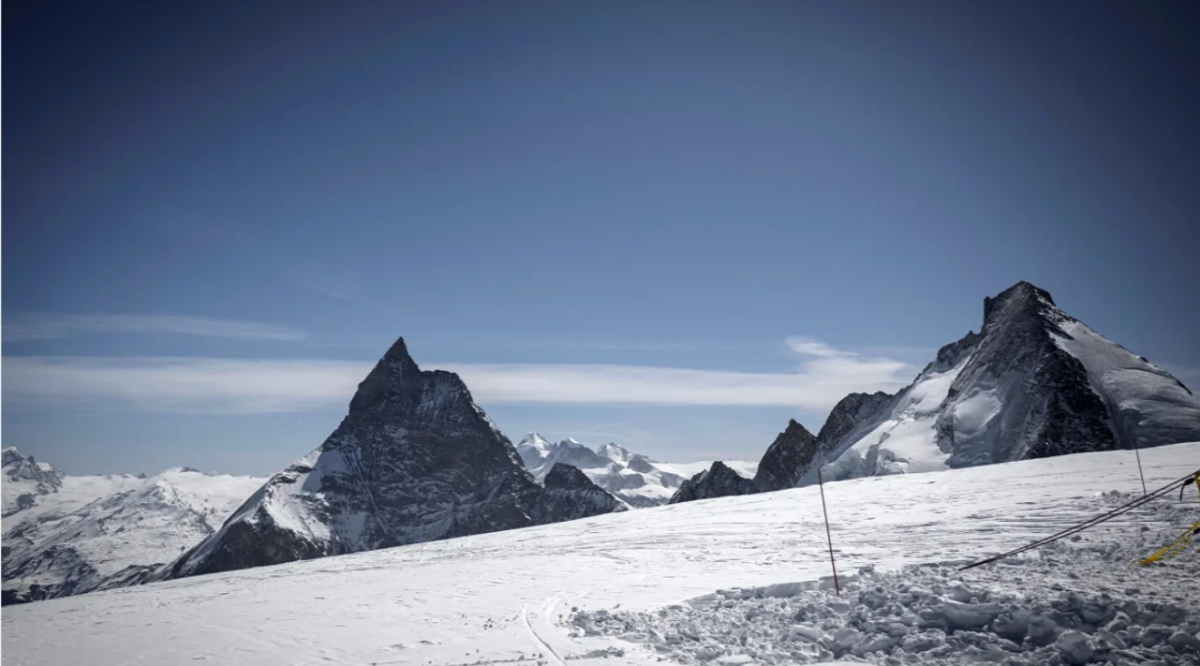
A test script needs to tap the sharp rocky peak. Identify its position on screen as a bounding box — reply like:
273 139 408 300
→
164 336 624 580
982 281 1067 334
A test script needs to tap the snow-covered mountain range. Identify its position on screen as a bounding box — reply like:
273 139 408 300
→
6 441 1196 665
162 338 626 580
1 448 264 605
672 281 1200 503
516 433 758 507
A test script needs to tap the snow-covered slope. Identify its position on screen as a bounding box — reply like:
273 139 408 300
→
822 335 978 481
1 461 264 605
164 338 625 580
4 442 1195 666
519 434 758 507
1052 318 1200 448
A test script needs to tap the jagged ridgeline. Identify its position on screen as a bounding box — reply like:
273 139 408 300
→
166 338 625 579
670 281 1200 504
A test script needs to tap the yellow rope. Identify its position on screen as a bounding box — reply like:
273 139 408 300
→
1139 472 1200 565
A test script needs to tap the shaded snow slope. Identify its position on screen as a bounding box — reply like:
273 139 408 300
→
1052 318 1200 448
522 435 758 507
165 338 624 579
5 442 1194 665
2 465 264 605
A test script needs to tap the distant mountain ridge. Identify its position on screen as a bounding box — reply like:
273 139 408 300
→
670 281 1200 504
516 433 758 507
1 450 264 605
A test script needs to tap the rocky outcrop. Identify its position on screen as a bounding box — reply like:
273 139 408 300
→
935 282 1117 466
753 420 820 492
670 462 757 504
529 463 628 523
165 337 625 580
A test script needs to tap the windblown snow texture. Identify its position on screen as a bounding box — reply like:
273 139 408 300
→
167 338 624 579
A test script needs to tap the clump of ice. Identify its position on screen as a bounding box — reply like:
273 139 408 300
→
572 491 1199 665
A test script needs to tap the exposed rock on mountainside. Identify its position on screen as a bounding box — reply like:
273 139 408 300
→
824 281 1200 480
530 463 627 522
670 461 757 504
166 338 625 579
669 419 827 503
752 420 821 492
671 281 1200 503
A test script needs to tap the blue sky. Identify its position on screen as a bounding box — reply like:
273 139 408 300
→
4 2 1198 475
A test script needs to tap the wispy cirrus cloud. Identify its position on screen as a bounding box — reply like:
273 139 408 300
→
2 356 367 414
2 313 307 343
2 338 914 414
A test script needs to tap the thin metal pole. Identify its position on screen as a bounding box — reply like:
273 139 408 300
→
1133 443 1147 497
817 467 840 596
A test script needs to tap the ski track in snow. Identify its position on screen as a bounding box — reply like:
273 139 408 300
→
3 443 1198 666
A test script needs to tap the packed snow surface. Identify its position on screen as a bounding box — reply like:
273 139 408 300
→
3 443 1196 666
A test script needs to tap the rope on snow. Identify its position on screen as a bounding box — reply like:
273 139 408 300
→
959 470 1200 571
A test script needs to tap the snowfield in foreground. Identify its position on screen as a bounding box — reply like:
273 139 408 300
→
3 443 1197 666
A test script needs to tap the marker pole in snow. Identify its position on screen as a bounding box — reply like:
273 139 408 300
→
1133 443 1147 497
817 467 840 596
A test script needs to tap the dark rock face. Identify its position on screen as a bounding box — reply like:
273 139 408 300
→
753 420 820 492
167 338 624 579
815 392 895 454
672 280 1200 502
529 463 628 523
937 282 1119 466
670 462 757 504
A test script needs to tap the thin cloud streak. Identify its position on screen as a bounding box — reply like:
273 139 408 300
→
2 313 307 342
440 359 909 409
3 356 368 414
2 338 914 414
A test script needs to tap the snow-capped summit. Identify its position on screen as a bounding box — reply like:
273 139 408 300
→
824 281 1200 481
515 432 553 469
164 337 624 580
671 281 1200 504
597 442 635 465
2 448 65 517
